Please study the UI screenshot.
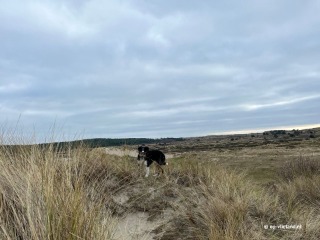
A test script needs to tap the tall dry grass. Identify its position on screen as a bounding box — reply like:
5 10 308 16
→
154 154 320 240
0 142 118 240
278 155 320 181
1 131 320 240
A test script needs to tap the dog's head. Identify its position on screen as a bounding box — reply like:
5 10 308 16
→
137 145 149 164
138 145 149 153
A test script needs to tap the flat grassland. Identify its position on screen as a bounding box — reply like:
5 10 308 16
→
1 128 320 239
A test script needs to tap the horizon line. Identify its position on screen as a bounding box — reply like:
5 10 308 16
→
210 123 320 136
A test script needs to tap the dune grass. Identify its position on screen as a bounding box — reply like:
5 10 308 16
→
1 135 320 239
0 143 118 240
133 153 320 240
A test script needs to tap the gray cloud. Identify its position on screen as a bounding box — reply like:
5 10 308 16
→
1 0 320 141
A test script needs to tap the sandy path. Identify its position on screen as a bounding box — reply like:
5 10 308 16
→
112 191 167 240
105 147 175 159
104 147 176 239
105 147 138 157
114 212 158 240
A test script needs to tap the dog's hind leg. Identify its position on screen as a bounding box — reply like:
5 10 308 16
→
153 164 162 176
153 165 159 177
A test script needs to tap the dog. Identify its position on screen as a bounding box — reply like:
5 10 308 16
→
137 145 168 177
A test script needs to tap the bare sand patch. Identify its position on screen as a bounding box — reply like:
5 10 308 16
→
105 147 137 157
105 147 175 159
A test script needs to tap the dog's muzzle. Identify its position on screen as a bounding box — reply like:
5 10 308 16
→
138 152 146 159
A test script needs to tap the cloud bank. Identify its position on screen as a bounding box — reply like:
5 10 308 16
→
1 0 320 140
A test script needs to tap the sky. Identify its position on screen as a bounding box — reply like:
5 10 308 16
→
1 0 320 141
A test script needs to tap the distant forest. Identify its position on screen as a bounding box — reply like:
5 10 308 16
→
0 137 184 152
37 137 184 150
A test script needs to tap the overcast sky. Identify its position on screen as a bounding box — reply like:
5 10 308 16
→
1 0 320 141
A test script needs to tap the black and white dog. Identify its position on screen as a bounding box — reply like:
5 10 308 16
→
137 145 168 177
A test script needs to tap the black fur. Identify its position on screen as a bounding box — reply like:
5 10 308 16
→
144 150 166 167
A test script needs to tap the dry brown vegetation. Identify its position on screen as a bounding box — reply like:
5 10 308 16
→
1 129 320 239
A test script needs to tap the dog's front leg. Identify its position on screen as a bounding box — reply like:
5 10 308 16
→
145 166 150 177
144 160 150 177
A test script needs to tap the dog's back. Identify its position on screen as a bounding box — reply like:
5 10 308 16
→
145 150 166 165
